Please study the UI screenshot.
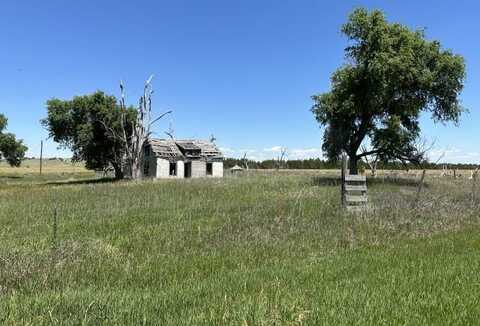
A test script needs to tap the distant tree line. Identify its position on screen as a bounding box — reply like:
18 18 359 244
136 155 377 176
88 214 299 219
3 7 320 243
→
223 157 479 171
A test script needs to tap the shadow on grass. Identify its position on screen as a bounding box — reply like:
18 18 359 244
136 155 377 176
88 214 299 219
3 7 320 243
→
311 175 341 187
368 177 425 188
0 175 24 179
46 177 119 186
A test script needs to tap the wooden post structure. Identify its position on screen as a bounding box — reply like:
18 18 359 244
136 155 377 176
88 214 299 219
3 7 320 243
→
40 140 43 176
341 154 348 207
413 169 427 208
472 169 478 203
341 154 368 211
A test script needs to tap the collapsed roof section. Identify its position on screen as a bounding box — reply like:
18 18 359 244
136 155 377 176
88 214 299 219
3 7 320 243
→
147 139 223 161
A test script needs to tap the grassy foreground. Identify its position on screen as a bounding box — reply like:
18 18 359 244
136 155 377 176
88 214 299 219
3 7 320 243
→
1 169 479 324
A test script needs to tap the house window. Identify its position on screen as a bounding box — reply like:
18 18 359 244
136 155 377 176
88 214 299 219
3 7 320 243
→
144 160 150 176
206 162 213 176
144 145 151 157
169 162 177 176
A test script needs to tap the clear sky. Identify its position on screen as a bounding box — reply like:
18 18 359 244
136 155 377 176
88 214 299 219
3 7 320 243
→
1 0 479 163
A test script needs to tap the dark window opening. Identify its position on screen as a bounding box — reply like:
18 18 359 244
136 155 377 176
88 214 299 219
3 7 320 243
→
144 145 151 157
169 162 177 176
206 162 213 176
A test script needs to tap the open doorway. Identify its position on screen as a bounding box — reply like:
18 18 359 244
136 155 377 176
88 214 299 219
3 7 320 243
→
206 162 213 176
184 162 192 178
169 162 177 176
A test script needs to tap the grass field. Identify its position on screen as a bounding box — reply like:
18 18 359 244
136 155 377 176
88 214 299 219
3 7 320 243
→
0 159 93 184
1 161 479 324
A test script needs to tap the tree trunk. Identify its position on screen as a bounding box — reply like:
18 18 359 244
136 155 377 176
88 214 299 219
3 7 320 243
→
371 162 377 178
122 155 143 179
348 155 358 175
131 158 142 179
112 162 124 179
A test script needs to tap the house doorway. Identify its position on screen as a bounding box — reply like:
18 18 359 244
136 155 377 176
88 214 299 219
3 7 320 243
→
206 162 213 176
169 162 177 176
184 162 192 178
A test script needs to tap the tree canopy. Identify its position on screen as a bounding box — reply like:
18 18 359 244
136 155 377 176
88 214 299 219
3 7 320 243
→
312 8 466 173
0 114 28 166
42 92 135 178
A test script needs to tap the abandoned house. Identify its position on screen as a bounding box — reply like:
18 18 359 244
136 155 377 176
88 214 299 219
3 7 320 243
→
142 139 224 178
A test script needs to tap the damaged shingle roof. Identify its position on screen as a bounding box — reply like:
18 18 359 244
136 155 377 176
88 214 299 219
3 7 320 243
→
148 139 183 158
147 139 223 159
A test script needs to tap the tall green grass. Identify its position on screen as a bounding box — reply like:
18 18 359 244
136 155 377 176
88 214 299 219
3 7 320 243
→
1 172 479 324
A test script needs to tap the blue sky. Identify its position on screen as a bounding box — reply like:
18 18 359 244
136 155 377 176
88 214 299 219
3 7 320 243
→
1 0 479 163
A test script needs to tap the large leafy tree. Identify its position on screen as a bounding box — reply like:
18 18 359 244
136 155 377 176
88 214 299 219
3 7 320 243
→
312 8 466 174
42 92 135 179
0 114 27 166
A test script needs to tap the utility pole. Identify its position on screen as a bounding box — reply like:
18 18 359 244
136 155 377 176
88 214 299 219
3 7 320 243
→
40 140 43 176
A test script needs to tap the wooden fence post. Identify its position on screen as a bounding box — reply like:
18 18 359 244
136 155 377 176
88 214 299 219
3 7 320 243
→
472 169 478 203
341 154 348 207
40 140 43 176
414 169 427 207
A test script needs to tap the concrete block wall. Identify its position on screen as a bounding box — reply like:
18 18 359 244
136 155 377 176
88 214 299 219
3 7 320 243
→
153 159 222 179
156 158 170 178
191 161 206 178
155 159 185 178
176 161 184 179
212 162 223 177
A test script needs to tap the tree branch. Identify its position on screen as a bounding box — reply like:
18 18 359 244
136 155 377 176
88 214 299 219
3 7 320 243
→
149 110 172 127
356 149 380 158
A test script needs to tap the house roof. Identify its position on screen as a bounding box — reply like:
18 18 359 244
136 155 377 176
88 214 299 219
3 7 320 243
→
175 141 201 152
188 140 222 157
147 139 223 159
148 139 183 158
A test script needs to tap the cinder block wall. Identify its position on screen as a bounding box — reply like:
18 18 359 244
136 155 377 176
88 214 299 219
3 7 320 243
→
176 161 184 178
156 158 170 178
154 159 220 179
212 162 223 177
191 161 206 178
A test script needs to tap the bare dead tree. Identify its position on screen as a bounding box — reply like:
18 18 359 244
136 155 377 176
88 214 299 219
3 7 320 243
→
415 138 438 167
413 141 445 206
440 164 448 177
469 168 479 180
281 147 288 169
276 147 288 170
360 145 379 178
165 121 175 140
117 76 171 179
471 168 479 203
209 134 216 144
242 152 249 170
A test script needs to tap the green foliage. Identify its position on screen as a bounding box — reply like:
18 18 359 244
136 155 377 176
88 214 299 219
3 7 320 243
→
0 114 27 167
312 8 466 172
41 92 136 178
